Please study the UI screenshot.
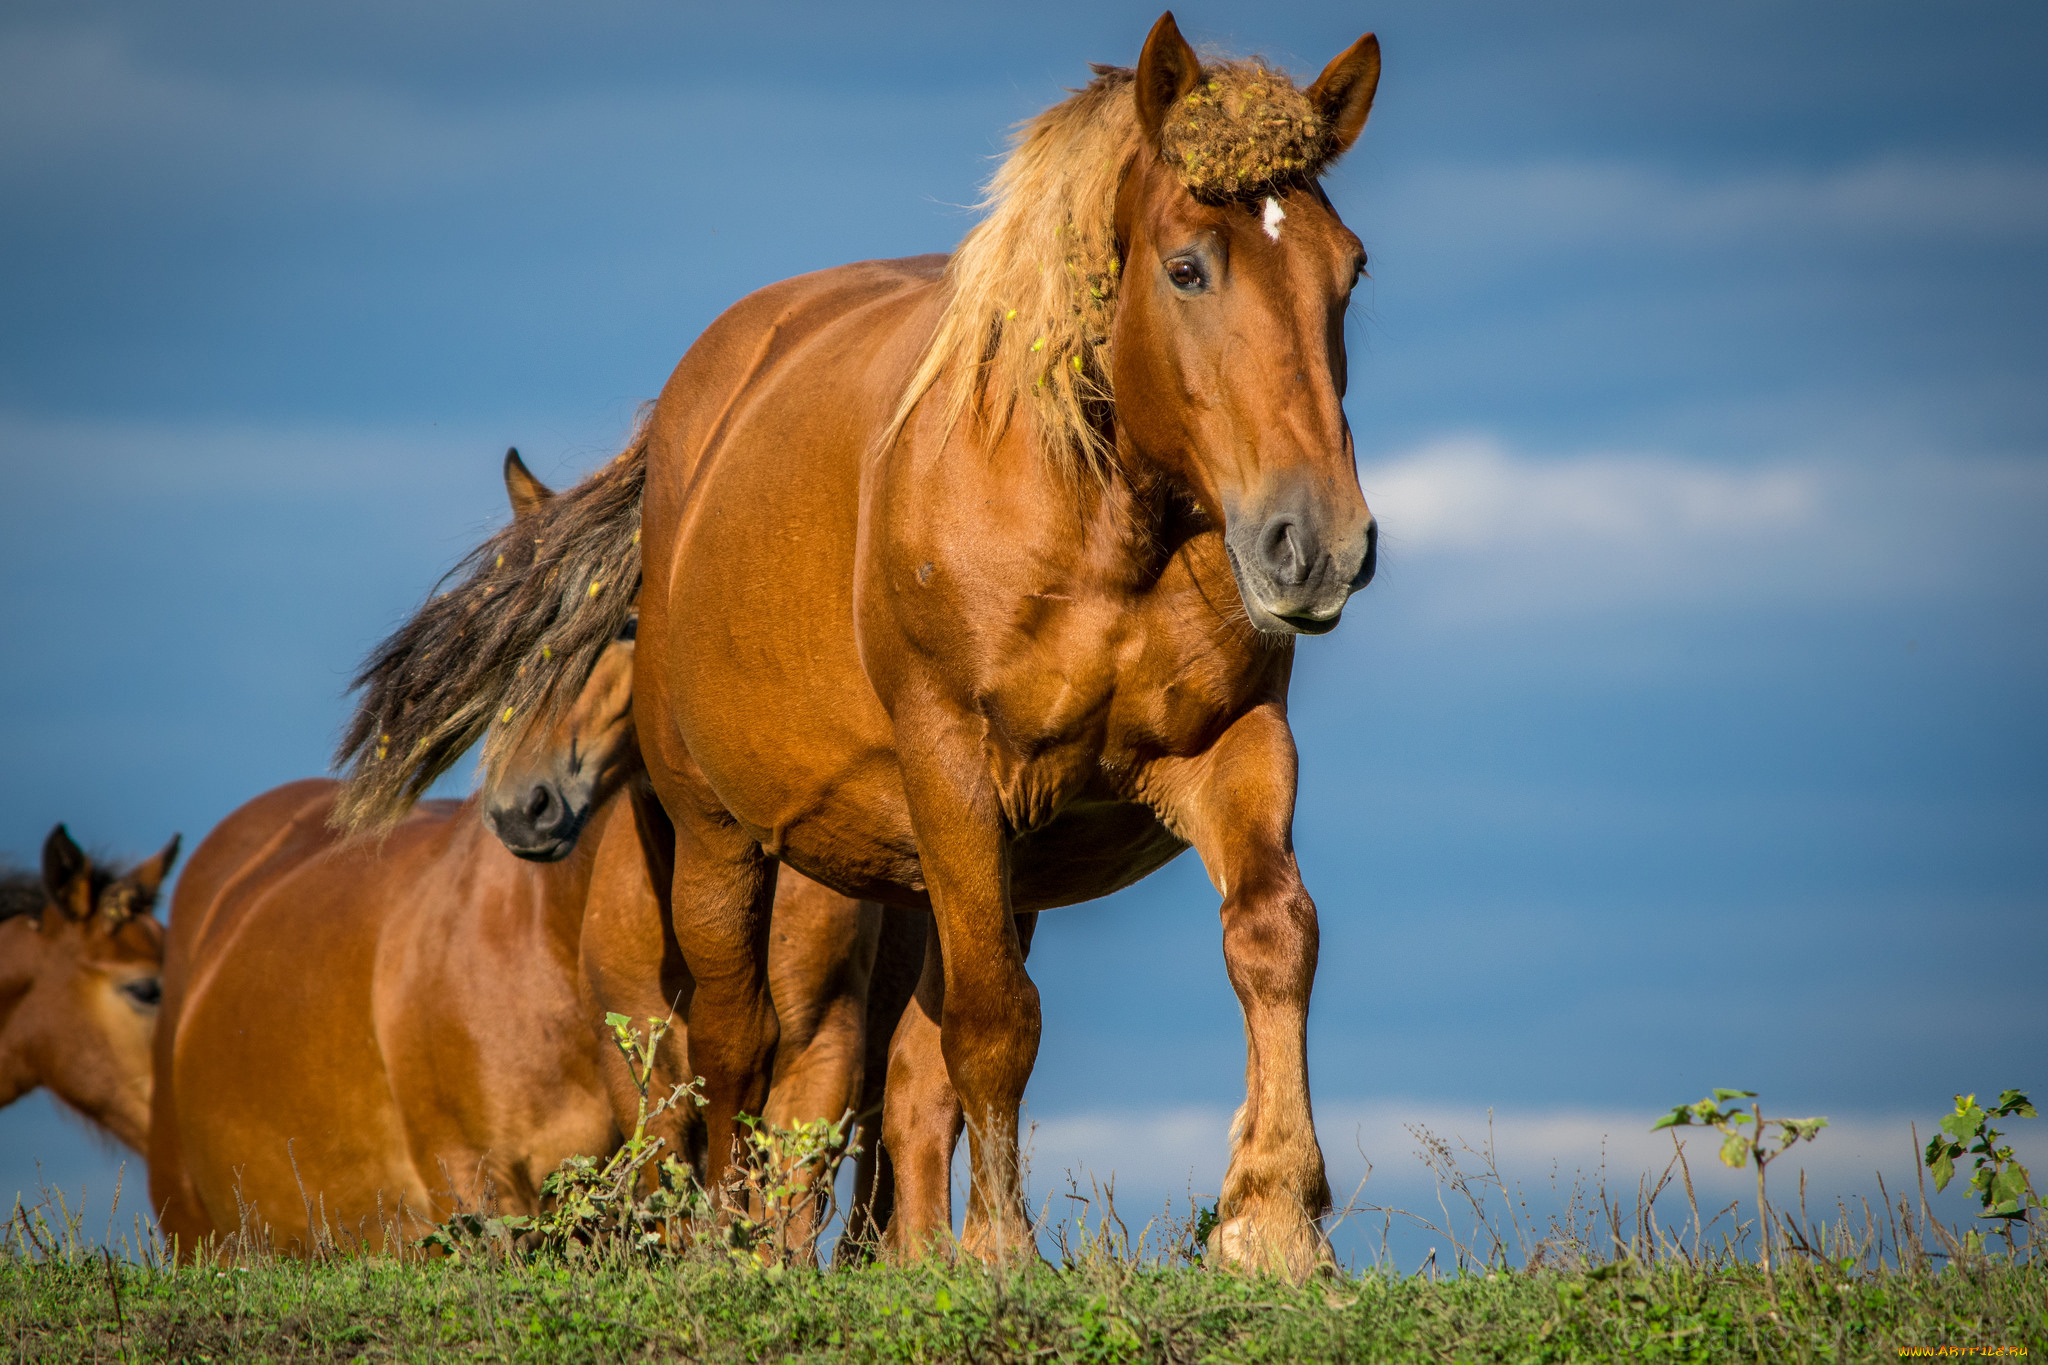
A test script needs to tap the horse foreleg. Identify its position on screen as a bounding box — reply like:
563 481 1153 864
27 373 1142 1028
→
888 736 1040 1263
1153 704 1332 1279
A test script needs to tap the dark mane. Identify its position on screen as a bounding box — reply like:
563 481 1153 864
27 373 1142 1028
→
0 866 42 922
332 419 650 834
0 860 118 922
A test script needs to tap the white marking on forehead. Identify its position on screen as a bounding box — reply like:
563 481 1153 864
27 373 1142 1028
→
1262 195 1286 242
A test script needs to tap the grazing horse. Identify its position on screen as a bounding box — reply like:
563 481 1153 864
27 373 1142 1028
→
1 825 177 1154
339 15 1381 1276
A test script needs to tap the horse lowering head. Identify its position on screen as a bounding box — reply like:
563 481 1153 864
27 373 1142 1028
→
479 450 642 861
1115 15 1381 634
0 824 176 1152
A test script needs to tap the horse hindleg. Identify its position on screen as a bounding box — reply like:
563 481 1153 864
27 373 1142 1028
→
1162 705 1332 1278
663 790 781 1196
839 904 927 1262
759 879 881 1258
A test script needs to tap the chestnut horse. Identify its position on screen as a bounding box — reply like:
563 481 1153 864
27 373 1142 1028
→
477 452 930 1257
340 15 1380 1276
154 456 896 1256
1 825 177 1154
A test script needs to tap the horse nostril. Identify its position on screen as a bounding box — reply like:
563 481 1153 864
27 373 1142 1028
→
1258 516 1312 587
524 785 554 823
1353 518 1378 590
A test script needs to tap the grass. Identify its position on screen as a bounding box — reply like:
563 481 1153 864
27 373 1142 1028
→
5 1243 2043 1362
6 1161 2045 1365
7 1103 2043 1361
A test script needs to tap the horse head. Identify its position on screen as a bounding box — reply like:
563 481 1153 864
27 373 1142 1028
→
0 824 175 1152
1113 14 1381 634
479 450 641 861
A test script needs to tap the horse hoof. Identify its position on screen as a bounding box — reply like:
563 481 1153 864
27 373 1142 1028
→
1205 1208 1333 1281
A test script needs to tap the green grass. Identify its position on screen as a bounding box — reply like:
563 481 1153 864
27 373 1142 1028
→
5 1251 2043 1362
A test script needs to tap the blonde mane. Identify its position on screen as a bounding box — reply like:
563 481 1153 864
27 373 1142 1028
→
888 60 1336 474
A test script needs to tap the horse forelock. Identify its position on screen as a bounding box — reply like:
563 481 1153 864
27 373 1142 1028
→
332 421 650 836
889 57 1342 477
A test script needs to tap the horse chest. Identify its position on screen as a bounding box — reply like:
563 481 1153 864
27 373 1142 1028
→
973 585 1269 834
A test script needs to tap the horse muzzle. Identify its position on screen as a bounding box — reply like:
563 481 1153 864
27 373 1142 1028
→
483 778 593 862
1223 503 1377 636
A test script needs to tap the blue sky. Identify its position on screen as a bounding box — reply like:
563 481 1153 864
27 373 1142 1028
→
3 2 2044 1258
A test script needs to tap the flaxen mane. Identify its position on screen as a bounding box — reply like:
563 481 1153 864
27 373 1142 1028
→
332 422 649 834
888 59 1340 473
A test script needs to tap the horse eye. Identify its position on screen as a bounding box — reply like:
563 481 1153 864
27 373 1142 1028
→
121 977 161 1009
616 616 638 642
1166 258 1205 292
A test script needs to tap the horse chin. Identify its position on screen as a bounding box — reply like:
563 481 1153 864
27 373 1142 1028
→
501 837 575 863
1224 548 1347 638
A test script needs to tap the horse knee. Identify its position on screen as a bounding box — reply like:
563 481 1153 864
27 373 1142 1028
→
1220 878 1318 1002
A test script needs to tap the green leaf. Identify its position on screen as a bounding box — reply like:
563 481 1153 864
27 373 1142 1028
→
1930 1150 1956 1192
1777 1116 1828 1147
604 1012 630 1029
1988 1167 2029 1208
1719 1133 1750 1169
1651 1106 1694 1131
934 1287 952 1313
1712 1089 1758 1103
1993 1089 2037 1119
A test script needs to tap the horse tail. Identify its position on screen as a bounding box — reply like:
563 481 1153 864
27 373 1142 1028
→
331 416 649 835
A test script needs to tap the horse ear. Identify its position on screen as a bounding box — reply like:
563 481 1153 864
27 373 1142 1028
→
1306 33 1381 159
503 448 555 521
119 835 181 907
1134 12 1202 146
40 824 91 920
96 834 178 927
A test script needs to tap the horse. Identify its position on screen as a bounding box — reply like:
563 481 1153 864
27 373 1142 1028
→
338 14 1381 1277
477 451 934 1259
1 825 178 1155
152 454 900 1258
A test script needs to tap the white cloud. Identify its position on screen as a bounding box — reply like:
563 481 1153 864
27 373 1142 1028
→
1360 436 2048 620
